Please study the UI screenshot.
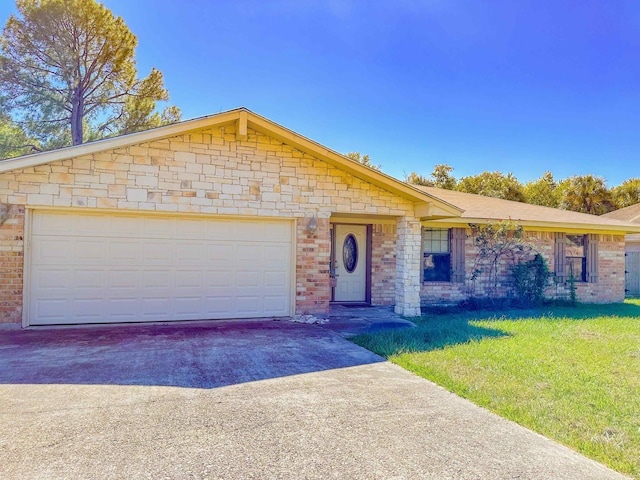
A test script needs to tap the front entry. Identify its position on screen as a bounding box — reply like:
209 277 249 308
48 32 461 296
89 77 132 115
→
332 224 368 302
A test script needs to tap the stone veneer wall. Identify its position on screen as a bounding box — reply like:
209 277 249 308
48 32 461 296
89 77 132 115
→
371 224 396 305
420 228 626 305
395 217 422 316
0 124 417 322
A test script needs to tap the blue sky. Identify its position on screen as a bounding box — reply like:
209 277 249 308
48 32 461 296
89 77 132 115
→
1 0 639 186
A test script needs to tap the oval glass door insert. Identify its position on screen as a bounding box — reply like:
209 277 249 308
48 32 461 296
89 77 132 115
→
343 234 358 273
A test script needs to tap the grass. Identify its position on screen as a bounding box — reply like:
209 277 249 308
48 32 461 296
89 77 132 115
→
350 299 640 478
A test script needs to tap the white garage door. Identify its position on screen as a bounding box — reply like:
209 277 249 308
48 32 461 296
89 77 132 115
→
27 210 293 325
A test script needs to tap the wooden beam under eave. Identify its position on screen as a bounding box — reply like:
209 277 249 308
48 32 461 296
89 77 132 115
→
415 202 461 220
237 111 248 140
414 202 431 218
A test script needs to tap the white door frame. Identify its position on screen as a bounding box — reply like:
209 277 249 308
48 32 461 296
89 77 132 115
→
331 223 371 303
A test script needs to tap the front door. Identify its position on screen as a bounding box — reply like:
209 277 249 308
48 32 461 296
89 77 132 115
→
333 224 368 302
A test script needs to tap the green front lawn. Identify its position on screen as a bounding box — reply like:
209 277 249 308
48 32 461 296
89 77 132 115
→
351 300 640 478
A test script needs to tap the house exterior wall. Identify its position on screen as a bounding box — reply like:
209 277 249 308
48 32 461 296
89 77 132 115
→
371 224 396 305
0 206 24 323
0 125 416 323
626 241 640 253
420 228 626 305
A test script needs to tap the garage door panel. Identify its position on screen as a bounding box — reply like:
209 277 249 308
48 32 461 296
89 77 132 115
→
206 244 234 263
108 215 141 236
176 243 206 264
108 269 138 289
141 269 172 288
204 296 234 317
143 242 175 264
205 270 233 287
107 298 141 318
29 211 292 325
179 218 208 238
206 220 236 239
262 222 291 242
73 298 106 318
110 241 143 264
236 271 261 287
74 269 106 289
264 271 288 288
33 210 72 235
34 268 71 290
175 270 204 288
143 216 177 238
264 245 288 262
74 241 108 264
235 296 262 315
31 299 68 325
264 296 288 314
32 237 73 264
141 297 173 317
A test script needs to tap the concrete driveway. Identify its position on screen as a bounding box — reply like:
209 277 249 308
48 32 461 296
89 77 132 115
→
0 320 627 480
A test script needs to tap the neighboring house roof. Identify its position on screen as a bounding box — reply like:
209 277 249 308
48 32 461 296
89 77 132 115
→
603 203 640 242
0 108 463 217
415 186 640 234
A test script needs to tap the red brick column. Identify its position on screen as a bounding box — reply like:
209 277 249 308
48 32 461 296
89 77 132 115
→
295 217 330 315
0 205 24 323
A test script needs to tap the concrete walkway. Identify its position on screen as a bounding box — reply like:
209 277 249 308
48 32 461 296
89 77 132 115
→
323 304 416 337
0 320 627 479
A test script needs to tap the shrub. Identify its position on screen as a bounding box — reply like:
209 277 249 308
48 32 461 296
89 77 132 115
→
511 254 551 306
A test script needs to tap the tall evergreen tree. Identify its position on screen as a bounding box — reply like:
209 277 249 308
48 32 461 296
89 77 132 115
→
0 0 181 150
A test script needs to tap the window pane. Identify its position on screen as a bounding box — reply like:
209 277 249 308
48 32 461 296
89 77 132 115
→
423 253 451 282
423 228 449 254
566 256 586 282
423 229 451 281
565 235 586 281
566 235 585 257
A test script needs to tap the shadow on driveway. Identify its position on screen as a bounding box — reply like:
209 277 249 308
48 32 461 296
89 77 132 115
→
0 320 384 389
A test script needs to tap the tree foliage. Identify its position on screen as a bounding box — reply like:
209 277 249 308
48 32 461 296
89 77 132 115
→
611 178 640 209
523 171 559 208
407 164 457 189
408 164 638 214
0 113 40 157
559 175 614 215
0 0 181 150
457 171 526 202
345 151 381 171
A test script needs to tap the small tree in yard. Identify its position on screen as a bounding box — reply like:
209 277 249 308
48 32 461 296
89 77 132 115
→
470 220 550 305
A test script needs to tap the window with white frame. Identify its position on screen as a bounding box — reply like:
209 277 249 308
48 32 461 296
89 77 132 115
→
422 228 451 282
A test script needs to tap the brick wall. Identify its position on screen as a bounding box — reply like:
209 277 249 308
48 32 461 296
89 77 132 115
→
0 125 417 322
296 218 331 315
0 206 24 323
371 224 396 305
420 228 626 305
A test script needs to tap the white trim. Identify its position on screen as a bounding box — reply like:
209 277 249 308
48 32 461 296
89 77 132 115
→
290 219 298 317
21 208 32 328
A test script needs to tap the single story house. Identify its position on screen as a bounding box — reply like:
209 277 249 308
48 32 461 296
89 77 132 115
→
602 203 640 296
1 108 639 327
